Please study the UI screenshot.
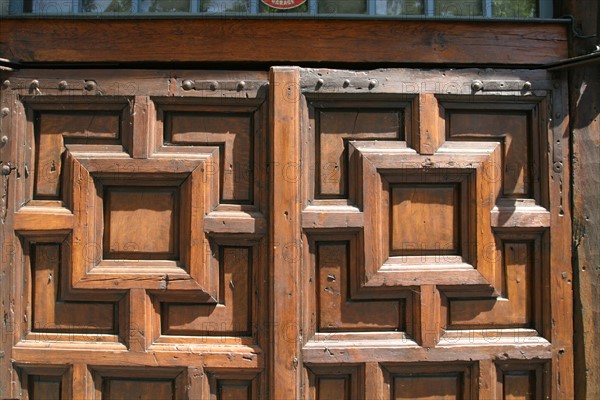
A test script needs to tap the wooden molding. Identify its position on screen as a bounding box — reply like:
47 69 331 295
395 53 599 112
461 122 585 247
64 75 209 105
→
0 19 567 65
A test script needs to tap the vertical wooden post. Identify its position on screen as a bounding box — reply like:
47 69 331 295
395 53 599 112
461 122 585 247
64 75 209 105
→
269 66 302 399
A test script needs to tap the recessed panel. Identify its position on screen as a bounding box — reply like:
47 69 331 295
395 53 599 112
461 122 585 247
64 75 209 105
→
28 375 62 400
162 247 251 336
103 379 174 400
449 241 533 328
218 380 252 400
34 110 122 200
391 184 459 255
503 372 536 400
40 112 120 140
166 112 253 203
32 244 116 334
448 111 531 198
104 187 179 260
317 377 349 400
393 374 461 399
317 109 403 198
317 242 402 331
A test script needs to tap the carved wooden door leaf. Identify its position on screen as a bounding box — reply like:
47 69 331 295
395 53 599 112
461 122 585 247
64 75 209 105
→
0 67 572 399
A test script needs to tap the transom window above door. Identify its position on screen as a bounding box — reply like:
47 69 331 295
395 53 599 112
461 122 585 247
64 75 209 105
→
5 0 552 18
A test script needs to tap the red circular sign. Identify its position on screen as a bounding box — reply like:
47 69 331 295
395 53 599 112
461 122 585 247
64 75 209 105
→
261 0 307 10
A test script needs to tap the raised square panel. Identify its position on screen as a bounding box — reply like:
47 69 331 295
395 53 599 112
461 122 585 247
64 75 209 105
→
351 140 502 292
104 187 179 260
391 184 459 255
66 151 218 296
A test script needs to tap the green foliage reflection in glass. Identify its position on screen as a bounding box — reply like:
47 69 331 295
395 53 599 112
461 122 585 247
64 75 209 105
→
76 0 537 16
493 0 536 17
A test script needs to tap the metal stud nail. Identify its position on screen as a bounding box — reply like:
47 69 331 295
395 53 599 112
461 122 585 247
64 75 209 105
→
316 78 324 89
30 79 40 89
237 81 246 91
1 80 10 89
84 81 96 91
1 107 9 117
0 136 8 147
343 79 351 88
182 80 194 91
58 80 68 90
368 79 378 89
523 81 532 90
209 81 219 91
471 80 484 92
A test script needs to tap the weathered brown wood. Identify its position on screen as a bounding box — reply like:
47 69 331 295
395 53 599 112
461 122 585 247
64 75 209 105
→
269 66 301 400
562 0 600 397
0 66 576 399
414 93 443 154
0 19 567 65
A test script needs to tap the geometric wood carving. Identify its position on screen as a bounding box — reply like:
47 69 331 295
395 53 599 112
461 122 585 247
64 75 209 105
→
31 243 116 334
305 96 411 203
65 149 216 298
316 108 404 198
351 140 502 293
444 103 542 202
160 246 252 336
316 240 403 332
165 111 253 204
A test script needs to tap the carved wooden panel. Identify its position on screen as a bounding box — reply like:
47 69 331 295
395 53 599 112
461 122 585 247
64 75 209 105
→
4 72 268 399
0 68 572 399
305 96 411 203
296 68 569 400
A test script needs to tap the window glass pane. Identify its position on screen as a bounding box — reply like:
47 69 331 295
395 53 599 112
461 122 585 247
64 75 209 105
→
259 0 308 13
82 0 130 12
32 0 76 13
375 0 424 15
139 0 190 12
318 0 366 14
435 0 483 16
493 0 536 17
201 0 249 13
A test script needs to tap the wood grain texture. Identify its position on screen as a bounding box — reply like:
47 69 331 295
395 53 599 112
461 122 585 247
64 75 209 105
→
317 242 401 331
0 19 567 65
564 0 600 397
269 66 301 399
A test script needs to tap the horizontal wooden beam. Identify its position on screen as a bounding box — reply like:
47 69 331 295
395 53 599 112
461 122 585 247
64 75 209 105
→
14 206 74 234
0 19 567 65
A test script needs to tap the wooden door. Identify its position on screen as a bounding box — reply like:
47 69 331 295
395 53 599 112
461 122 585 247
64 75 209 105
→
0 70 269 398
1 67 573 399
269 67 572 399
